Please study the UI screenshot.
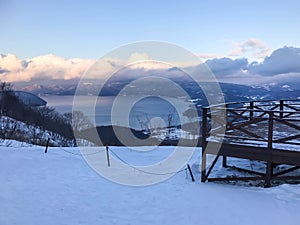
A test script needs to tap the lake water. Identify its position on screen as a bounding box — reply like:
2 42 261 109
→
41 95 193 129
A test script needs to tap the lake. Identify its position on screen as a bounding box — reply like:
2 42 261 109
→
41 95 193 129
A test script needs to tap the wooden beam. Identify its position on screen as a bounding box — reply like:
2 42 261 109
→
227 165 265 176
205 155 220 179
208 176 264 182
273 166 300 177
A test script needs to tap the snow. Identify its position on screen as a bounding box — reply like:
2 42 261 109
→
0 116 74 147
1 141 300 225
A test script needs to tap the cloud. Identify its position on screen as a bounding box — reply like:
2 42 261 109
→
197 53 224 60
0 54 95 82
128 52 151 63
0 52 179 82
0 54 25 72
228 38 270 59
248 46 300 76
1 46 300 85
197 38 270 62
205 57 248 76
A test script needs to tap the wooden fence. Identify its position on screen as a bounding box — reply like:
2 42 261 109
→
201 99 300 187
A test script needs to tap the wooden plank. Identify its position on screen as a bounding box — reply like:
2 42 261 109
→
206 142 271 161
205 155 220 179
236 127 266 140
227 165 265 176
272 175 300 181
270 150 300 166
274 118 300 131
208 175 300 182
273 134 300 143
227 117 265 131
284 104 300 112
273 166 300 177
205 142 300 166
207 176 264 182
227 109 249 122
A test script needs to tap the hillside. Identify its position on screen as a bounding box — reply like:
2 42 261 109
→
0 116 74 146
0 83 75 146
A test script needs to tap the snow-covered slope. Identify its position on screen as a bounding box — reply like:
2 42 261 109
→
0 116 74 146
0 143 300 225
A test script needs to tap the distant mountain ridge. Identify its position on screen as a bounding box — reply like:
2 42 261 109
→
13 91 47 106
14 81 300 104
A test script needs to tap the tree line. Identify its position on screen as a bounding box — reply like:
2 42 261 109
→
0 82 74 145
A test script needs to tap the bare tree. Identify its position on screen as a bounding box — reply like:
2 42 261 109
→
166 111 174 140
136 114 150 133
64 111 93 132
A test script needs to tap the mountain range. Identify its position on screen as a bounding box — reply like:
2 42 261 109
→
13 79 300 105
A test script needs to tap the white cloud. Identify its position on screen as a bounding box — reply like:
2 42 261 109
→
2 45 300 85
0 54 95 82
197 53 224 60
0 54 24 72
228 38 271 59
198 39 270 62
128 52 151 63
0 52 187 82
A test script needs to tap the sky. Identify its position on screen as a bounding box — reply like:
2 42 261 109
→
1 0 300 60
1 0 300 84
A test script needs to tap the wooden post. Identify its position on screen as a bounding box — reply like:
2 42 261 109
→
201 108 207 182
280 100 284 118
223 105 227 168
267 112 274 151
249 101 254 120
265 162 272 188
265 112 274 188
187 164 195 182
106 145 111 167
222 156 227 167
44 138 50 153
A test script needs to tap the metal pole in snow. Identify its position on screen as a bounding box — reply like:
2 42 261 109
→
44 138 50 153
187 164 195 182
106 145 111 167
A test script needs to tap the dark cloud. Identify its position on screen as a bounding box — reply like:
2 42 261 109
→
205 57 248 76
248 46 300 76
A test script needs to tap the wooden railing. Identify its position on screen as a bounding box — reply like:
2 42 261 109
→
201 99 300 187
202 99 300 148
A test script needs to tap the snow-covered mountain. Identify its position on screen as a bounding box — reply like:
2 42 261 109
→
14 80 300 103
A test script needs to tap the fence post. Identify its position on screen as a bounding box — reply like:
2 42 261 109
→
44 138 50 153
267 111 273 151
187 164 195 182
222 156 227 167
201 108 207 182
106 145 111 167
265 112 274 188
250 101 254 120
280 100 284 118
